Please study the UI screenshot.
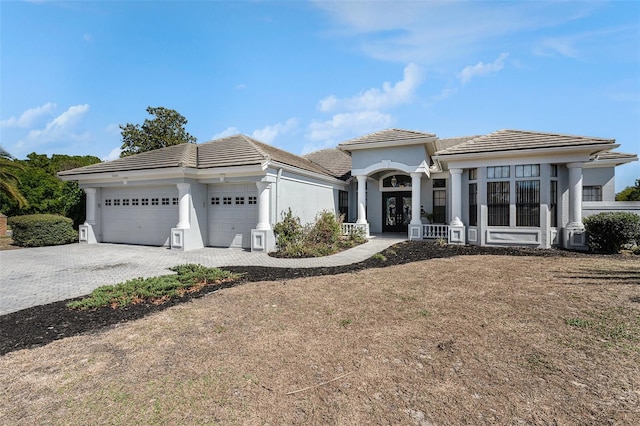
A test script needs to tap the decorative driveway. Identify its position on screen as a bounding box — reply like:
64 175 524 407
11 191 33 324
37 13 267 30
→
0 235 405 315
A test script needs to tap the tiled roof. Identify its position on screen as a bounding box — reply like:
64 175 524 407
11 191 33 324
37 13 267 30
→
303 148 352 180
435 129 615 156
59 135 331 177
592 151 638 163
58 143 198 176
435 136 481 152
339 128 436 147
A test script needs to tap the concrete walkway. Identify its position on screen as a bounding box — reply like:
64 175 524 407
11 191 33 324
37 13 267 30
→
0 234 405 315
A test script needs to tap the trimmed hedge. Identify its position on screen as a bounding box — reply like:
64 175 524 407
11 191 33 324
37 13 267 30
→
8 214 78 247
584 212 640 253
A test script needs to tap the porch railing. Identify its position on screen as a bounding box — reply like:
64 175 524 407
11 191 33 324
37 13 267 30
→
341 223 369 237
422 224 449 239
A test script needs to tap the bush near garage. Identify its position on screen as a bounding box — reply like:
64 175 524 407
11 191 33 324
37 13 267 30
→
8 214 78 247
584 212 640 254
272 209 366 258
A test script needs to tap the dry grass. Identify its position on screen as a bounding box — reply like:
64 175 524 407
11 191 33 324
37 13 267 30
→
1 255 639 425
0 236 20 250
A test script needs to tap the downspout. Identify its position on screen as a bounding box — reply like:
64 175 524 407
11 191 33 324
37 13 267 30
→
276 168 283 221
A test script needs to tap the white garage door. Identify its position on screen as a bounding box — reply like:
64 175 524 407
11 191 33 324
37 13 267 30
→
208 183 258 248
102 186 178 246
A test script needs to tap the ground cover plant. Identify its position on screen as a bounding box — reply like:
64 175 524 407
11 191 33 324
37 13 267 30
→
1 242 639 424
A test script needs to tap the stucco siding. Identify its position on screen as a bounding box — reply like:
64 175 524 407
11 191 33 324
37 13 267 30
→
583 167 615 201
277 177 336 225
351 145 428 170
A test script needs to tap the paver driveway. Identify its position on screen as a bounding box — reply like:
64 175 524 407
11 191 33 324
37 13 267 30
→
0 235 405 315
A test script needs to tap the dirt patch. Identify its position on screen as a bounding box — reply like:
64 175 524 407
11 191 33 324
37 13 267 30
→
0 249 638 424
0 236 20 251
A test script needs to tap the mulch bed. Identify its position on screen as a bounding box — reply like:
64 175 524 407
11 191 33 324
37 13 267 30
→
0 241 599 356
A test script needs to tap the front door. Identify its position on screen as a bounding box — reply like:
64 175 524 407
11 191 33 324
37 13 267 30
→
383 192 412 232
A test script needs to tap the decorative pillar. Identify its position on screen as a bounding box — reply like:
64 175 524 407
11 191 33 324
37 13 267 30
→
176 183 191 229
563 162 587 250
252 181 275 251
355 175 368 225
79 187 98 244
256 181 271 230
408 172 423 240
448 169 465 244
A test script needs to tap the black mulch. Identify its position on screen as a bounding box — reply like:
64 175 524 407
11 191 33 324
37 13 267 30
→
0 241 598 356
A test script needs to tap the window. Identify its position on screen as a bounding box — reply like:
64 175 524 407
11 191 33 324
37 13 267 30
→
432 190 446 224
223 197 232 205
469 168 477 180
487 166 510 179
161 197 169 205
583 186 602 201
141 198 149 206
550 181 558 228
383 175 411 188
487 182 509 226
235 196 245 205
114 199 121 206
105 199 112 206
338 190 348 219
151 198 159 206
211 197 220 205
515 164 540 178
248 196 257 205
132 198 139 206
433 179 446 188
550 164 558 177
469 183 478 226
122 199 130 206
172 197 178 205
516 180 540 227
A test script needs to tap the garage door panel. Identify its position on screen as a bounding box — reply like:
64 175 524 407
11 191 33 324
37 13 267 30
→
102 187 177 246
208 183 257 248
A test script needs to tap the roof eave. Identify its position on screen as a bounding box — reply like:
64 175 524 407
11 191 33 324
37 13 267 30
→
433 143 618 162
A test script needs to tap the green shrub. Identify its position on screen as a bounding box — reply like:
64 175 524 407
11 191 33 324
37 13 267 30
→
306 210 342 246
272 208 304 252
584 212 640 253
8 214 77 247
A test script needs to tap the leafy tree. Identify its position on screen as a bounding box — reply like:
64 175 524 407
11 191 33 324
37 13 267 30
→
0 153 101 227
119 106 196 157
0 146 28 209
616 179 640 201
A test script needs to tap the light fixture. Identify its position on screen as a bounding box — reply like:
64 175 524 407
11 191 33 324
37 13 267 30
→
391 176 397 187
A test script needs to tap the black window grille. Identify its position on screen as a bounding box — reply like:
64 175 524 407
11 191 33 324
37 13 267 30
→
469 183 478 226
432 190 446 224
582 186 602 201
338 190 349 220
516 180 540 227
487 182 509 226
550 181 558 227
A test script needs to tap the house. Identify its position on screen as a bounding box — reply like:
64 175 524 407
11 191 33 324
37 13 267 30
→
59 129 639 252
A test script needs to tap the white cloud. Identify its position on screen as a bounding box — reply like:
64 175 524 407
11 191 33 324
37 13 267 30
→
103 146 121 161
211 127 240 140
27 104 90 141
314 1 599 64
318 63 423 112
459 53 509 85
83 33 93 42
251 118 298 144
305 111 394 151
0 102 56 128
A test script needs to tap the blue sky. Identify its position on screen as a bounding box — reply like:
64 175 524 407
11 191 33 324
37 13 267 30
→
1 0 638 191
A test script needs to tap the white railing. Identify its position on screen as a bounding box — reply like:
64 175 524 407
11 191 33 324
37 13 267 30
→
342 223 369 237
422 224 448 239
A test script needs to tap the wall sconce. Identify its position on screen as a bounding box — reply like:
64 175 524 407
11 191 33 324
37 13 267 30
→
391 176 397 187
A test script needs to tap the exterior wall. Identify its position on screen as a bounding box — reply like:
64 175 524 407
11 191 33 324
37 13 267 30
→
182 181 207 251
276 172 337 225
351 145 428 171
0 214 7 237
583 167 615 201
583 201 640 217
367 177 383 233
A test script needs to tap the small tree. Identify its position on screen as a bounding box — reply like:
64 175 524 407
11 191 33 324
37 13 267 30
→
616 179 640 201
120 106 197 157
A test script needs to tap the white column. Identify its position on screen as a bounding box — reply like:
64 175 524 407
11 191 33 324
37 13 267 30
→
567 163 584 227
356 175 368 225
410 172 422 225
449 168 463 226
176 183 191 229
256 181 271 230
84 188 97 225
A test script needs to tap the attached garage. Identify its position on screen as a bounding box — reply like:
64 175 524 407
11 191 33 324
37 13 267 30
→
102 186 178 246
208 183 258 248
